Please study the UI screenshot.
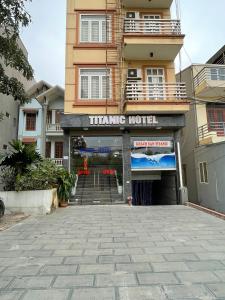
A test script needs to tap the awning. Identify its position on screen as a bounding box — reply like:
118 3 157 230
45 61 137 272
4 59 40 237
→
22 137 37 143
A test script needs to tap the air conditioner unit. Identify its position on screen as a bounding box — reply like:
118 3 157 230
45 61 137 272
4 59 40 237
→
127 69 142 79
126 12 140 19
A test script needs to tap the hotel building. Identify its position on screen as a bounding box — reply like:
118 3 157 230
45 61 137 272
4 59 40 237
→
61 0 189 205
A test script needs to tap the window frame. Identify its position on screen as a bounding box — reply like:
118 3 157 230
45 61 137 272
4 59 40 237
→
79 68 112 100
79 14 112 44
55 141 64 159
25 113 36 131
199 161 209 184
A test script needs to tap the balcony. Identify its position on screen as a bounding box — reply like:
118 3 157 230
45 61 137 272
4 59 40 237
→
198 122 225 145
51 158 63 166
124 81 189 114
121 0 173 9
46 123 63 136
194 66 225 98
123 19 184 60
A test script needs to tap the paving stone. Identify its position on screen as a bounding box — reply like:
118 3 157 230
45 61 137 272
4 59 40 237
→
173 246 205 253
164 253 199 262
26 256 64 265
64 256 97 264
84 249 113 256
196 252 225 260
116 263 151 272
176 271 221 284
9 276 53 289
99 255 131 264
0 251 22 258
186 261 225 271
207 283 225 298
22 289 70 300
164 284 215 299
42 244 71 250
2 265 41 276
100 242 127 249
137 272 178 284
95 273 137 287
40 264 78 275
0 277 14 289
79 264 114 274
151 262 189 272
0 291 25 300
119 286 167 300
114 248 144 255
131 254 165 263
214 270 225 282
71 288 116 300
53 249 83 256
53 275 94 288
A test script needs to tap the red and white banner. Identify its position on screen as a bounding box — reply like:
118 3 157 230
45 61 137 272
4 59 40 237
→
134 141 172 148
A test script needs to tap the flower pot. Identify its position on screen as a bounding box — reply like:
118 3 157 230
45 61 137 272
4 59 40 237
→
59 202 68 208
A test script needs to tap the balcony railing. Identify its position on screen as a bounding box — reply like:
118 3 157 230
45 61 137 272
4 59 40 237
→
194 66 225 89
52 158 63 166
124 19 182 35
46 123 63 132
198 122 225 141
125 81 186 101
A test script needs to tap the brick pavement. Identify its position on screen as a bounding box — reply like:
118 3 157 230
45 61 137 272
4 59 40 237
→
0 205 225 299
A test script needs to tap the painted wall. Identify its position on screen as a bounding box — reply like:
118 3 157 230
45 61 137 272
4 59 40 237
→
195 142 225 214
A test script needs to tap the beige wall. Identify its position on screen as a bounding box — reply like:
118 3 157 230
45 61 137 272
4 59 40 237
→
65 0 183 115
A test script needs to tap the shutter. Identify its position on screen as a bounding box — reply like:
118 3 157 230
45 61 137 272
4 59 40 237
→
81 76 88 98
91 76 100 98
91 21 100 42
81 20 89 42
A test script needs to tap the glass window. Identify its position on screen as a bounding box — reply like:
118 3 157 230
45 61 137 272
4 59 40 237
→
55 142 63 159
26 113 36 131
80 15 112 43
80 69 111 100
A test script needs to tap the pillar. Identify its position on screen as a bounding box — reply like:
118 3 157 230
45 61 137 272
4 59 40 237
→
63 129 70 171
122 131 132 203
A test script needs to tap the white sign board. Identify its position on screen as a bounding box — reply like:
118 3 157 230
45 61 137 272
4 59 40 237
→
134 141 172 148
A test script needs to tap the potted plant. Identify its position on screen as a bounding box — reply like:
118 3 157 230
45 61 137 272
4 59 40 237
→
57 171 75 207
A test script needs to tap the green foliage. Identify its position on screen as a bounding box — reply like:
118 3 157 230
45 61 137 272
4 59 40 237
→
0 140 42 177
0 167 16 191
0 0 34 104
57 171 76 203
15 159 62 191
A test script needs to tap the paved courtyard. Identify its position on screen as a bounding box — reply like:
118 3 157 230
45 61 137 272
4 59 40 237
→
1 205 225 299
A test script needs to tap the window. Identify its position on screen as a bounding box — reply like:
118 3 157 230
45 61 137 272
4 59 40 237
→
26 113 36 131
47 111 52 124
5 112 10 118
199 162 208 184
55 110 62 124
80 69 111 100
55 142 63 159
147 68 165 99
210 68 225 81
80 15 112 43
3 144 8 150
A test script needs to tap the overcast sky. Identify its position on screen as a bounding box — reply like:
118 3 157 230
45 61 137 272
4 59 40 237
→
21 0 225 87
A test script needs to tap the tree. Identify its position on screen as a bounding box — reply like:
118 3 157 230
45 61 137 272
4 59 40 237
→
0 0 34 104
0 140 42 177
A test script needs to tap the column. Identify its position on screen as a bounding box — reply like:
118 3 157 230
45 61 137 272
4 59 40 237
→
42 102 48 157
63 130 70 171
122 131 132 203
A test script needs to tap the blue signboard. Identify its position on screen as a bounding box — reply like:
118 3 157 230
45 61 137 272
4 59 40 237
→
131 152 176 170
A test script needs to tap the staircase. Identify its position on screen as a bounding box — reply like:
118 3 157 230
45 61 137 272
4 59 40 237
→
70 171 124 205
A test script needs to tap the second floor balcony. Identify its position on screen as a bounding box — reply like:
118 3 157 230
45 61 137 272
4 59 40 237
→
194 66 225 98
198 122 225 145
46 123 63 135
124 81 189 114
123 19 184 60
121 0 173 9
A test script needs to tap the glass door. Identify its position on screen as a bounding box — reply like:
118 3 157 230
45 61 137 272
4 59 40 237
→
142 15 161 33
146 68 165 100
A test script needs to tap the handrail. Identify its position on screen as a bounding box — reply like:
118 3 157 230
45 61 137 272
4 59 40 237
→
124 19 182 35
47 123 63 132
194 66 225 88
125 81 187 101
198 122 225 141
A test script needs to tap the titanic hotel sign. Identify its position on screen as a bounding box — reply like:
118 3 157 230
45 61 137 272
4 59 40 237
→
89 115 158 126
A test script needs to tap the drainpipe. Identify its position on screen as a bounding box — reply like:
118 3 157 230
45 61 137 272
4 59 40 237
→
177 141 188 204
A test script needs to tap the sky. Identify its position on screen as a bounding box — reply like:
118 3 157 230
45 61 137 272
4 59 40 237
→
21 0 225 87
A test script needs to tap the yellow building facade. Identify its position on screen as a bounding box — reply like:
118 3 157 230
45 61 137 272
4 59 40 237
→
62 0 190 205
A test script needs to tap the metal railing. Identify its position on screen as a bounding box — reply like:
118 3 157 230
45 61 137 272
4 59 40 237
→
124 19 182 35
52 158 63 166
46 123 63 132
194 66 225 89
198 122 225 141
125 81 186 101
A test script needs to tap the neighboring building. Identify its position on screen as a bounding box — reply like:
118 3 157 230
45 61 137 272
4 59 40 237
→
18 81 65 166
0 38 34 152
62 0 190 205
177 45 225 213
